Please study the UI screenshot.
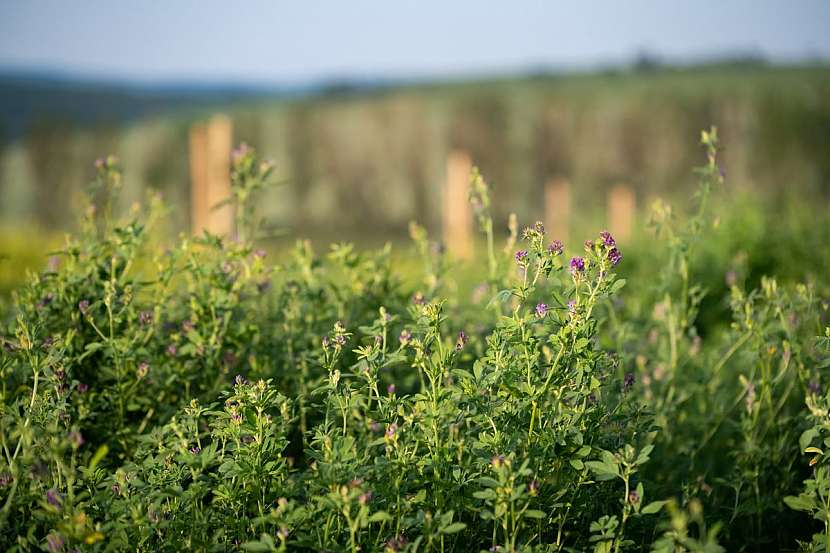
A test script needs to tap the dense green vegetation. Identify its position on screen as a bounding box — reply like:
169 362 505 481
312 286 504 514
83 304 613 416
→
1 130 829 551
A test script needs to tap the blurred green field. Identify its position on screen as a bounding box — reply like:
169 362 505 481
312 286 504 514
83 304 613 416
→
2 63 829 238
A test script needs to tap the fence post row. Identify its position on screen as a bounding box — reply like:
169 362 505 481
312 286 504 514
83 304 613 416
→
544 177 571 245
607 185 635 243
443 150 474 260
189 115 235 238
190 132 635 250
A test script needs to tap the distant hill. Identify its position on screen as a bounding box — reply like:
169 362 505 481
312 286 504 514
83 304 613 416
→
0 57 787 144
0 71 291 144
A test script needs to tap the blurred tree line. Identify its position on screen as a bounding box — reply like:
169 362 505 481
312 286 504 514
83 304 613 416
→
1 65 829 240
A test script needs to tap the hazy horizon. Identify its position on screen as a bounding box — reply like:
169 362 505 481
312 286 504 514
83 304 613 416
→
1 0 829 86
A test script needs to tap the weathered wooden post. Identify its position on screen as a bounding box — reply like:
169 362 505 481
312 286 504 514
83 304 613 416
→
206 115 235 238
607 184 635 242
442 150 473 260
189 124 209 235
544 177 571 244
189 115 235 238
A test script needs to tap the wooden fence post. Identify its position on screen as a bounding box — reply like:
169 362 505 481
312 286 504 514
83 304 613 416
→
206 115 234 238
607 185 635 242
544 177 571 244
189 124 209 236
442 151 473 260
190 115 235 238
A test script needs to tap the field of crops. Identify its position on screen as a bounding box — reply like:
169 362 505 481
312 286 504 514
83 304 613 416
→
1 129 829 552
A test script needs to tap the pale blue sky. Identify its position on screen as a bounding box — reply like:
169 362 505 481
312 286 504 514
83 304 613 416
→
1 1 829 83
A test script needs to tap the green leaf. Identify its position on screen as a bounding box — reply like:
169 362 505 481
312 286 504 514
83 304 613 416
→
800 428 820 452
487 289 513 308
574 338 590 352
368 511 393 523
585 461 618 480
241 542 272 552
641 500 668 515
524 509 546 519
87 445 109 471
609 279 627 294
478 477 499 488
440 522 467 534
569 459 584 470
784 494 816 513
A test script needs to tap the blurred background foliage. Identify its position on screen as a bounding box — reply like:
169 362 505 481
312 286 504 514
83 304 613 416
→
1 62 829 298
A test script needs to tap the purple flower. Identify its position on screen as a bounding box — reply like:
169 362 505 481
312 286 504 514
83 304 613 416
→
599 230 616 247
232 142 251 163
568 300 577 313
534 221 545 234
584 239 594 251
137 361 150 379
535 303 548 318
412 292 426 305
370 421 381 433
515 250 529 265
358 491 373 505
46 533 64 553
138 310 153 326
46 488 62 507
608 248 622 266
386 536 408 552
37 293 55 309
745 381 756 412
628 490 640 504
1 338 15 353
77 383 89 394
0 473 12 488
78 300 90 315
623 372 635 391
333 334 347 347
190 446 201 455
387 383 396 395
67 431 84 449
47 256 60 272
234 374 248 386
385 423 398 438
569 257 585 274
528 479 540 496
399 329 412 345
547 240 564 256
166 343 178 357
455 330 468 351
491 454 505 468
809 380 821 395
